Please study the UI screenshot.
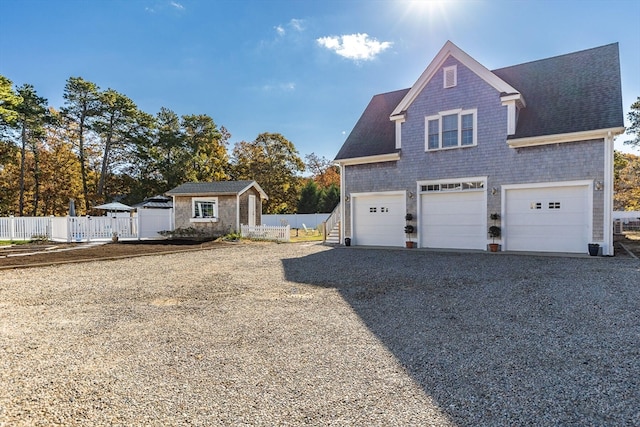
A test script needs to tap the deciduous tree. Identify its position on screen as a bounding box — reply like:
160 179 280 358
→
232 132 304 213
182 115 230 182
614 151 640 211
305 152 340 188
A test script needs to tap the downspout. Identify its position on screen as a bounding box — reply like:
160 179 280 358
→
603 132 614 255
339 162 345 244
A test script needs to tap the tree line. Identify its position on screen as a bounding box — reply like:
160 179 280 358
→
0 75 339 216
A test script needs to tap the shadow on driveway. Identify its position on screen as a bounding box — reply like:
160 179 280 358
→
282 247 640 426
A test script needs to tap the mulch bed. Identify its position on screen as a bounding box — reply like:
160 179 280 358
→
0 239 224 269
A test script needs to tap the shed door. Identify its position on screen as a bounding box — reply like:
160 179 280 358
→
352 193 405 247
504 184 589 253
248 195 256 227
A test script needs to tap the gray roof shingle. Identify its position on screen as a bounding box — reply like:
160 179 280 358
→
493 42 623 139
334 89 409 160
335 43 623 160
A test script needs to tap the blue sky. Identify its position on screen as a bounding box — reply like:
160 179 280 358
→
1 0 639 162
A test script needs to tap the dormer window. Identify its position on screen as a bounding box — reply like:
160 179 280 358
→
443 65 457 88
425 108 477 151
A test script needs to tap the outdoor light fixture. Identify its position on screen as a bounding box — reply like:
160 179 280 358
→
491 187 498 196
595 181 603 191
345 195 350 202
408 191 414 199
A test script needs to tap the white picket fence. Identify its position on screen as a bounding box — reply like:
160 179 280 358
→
0 216 53 240
0 211 173 242
241 224 290 242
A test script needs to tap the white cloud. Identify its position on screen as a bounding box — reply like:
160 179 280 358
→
317 33 392 61
170 1 184 10
274 18 305 37
261 82 296 92
289 18 305 32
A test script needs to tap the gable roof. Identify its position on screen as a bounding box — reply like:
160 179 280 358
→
166 180 268 199
493 42 623 139
335 42 624 161
390 40 521 119
334 88 409 161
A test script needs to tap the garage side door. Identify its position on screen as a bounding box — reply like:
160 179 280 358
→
504 185 589 253
353 194 405 247
420 191 486 250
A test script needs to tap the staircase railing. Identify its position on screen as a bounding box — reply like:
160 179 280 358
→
323 202 341 242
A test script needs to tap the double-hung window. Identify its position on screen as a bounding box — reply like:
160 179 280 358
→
425 108 477 151
191 197 218 221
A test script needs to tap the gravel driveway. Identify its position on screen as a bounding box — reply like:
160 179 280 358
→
1 242 638 426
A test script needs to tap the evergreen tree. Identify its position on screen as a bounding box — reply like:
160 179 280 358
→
297 180 319 213
62 77 101 211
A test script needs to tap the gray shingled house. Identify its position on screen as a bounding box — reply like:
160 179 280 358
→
334 41 624 255
166 181 267 236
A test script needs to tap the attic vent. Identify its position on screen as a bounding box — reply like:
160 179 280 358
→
443 65 457 88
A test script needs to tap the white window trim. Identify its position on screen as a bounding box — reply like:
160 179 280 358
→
425 108 477 151
190 197 219 223
443 65 457 88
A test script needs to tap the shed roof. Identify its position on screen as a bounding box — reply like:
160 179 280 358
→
166 180 268 199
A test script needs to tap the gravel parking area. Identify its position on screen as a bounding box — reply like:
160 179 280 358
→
1 242 638 426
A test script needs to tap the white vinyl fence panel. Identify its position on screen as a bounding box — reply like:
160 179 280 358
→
241 224 290 242
68 216 136 241
0 216 52 241
261 213 330 229
137 209 173 239
2 212 172 242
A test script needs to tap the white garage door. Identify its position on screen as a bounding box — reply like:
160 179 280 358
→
504 184 590 253
420 190 486 250
352 193 405 247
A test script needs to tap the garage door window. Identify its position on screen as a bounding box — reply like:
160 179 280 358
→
421 180 484 192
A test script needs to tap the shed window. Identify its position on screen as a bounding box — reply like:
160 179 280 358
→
192 197 218 219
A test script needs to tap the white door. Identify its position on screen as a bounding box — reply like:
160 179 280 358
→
420 190 486 249
352 193 405 247
504 184 590 253
248 195 256 227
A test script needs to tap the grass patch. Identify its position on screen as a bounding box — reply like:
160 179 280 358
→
289 228 324 242
623 231 640 241
0 240 32 246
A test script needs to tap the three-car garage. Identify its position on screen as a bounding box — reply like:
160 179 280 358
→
349 180 593 254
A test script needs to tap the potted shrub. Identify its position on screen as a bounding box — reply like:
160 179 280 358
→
488 213 501 252
404 213 415 248
404 224 415 248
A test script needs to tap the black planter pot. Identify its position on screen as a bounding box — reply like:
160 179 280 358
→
588 243 599 256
